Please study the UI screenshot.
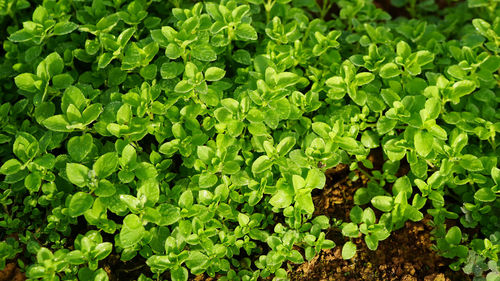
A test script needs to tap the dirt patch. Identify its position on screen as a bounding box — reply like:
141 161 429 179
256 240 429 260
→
0 263 25 281
102 254 151 281
289 218 470 281
288 164 472 281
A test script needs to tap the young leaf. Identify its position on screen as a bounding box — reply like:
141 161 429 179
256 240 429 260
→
66 163 90 187
379 63 401 79
342 241 357 259
252 155 273 174
67 134 93 162
414 130 433 157
93 152 118 178
68 192 94 217
235 23 258 41
53 22 78 35
205 67 226 81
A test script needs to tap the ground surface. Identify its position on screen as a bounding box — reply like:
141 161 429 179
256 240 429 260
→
0 263 24 281
287 163 472 281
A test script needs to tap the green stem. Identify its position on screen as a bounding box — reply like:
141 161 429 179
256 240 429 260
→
264 0 275 24
320 0 331 20
3 205 9 218
41 82 49 103
358 166 375 181
407 0 417 18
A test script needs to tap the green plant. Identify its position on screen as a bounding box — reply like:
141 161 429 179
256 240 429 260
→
0 0 498 280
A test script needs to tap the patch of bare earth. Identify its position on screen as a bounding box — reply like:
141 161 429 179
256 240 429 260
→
288 163 471 281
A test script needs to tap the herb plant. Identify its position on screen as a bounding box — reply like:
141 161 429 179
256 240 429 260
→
0 0 499 280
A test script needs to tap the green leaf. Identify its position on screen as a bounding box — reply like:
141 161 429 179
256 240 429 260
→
92 243 113 261
95 180 116 197
98 53 113 69
492 167 500 186
414 130 433 157
222 161 240 174
179 190 193 209
459 154 484 172
353 72 374 86
392 176 412 197
0 159 22 175
15 73 40 93
191 45 217 62
160 62 184 79
233 49 252 65
138 179 159 206
354 188 371 205
82 104 103 125
342 241 357 259
62 86 86 112
53 22 78 35
32 6 48 23
296 193 314 214
474 188 496 202
214 107 233 123
276 72 299 88
305 169 326 189
140 64 157 80
68 192 94 217
9 30 33 42
451 80 476 101
52 73 74 89
93 269 109 281
342 223 359 237
421 97 441 121
199 173 218 188
66 163 90 187
205 67 226 81
415 50 434 66
238 213 250 226
377 116 397 134
120 214 146 247
379 62 401 79
269 187 293 209
252 155 273 174
68 134 93 162
365 235 379 251
171 267 188 281
371 196 393 212
445 226 462 245
349 206 363 224
472 18 490 36
276 137 295 156
44 52 65 77
235 23 258 41
397 41 411 58
174 80 194 93
93 152 118 178
66 250 85 265
186 251 208 272
166 43 182 59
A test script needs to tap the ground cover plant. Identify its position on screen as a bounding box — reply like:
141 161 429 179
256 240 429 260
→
0 0 499 280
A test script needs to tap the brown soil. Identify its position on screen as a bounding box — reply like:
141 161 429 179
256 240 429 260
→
0 263 25 281
288 163 472 281
103 254 150 281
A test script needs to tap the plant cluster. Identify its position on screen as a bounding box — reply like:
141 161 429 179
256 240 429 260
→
0 0 499 280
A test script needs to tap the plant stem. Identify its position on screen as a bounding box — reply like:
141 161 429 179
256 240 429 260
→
264 0 275 24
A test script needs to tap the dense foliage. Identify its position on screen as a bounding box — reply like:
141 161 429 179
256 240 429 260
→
0 0 499 280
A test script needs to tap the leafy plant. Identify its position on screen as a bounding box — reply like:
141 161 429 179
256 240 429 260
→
0 0 498 280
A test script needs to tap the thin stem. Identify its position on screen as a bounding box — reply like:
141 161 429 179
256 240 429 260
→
264 0 275 24
41 82 49 103
3 204 9 217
